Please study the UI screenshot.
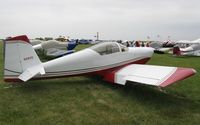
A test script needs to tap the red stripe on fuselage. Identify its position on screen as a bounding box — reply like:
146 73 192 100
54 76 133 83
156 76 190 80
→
4 57 151 83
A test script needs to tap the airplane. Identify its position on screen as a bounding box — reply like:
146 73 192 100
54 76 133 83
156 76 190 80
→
173 39 200 56
30 39 43 45
176 39 200 45
4 35 196 88
33 39 78 57
149 40 175 53
149 41 173 54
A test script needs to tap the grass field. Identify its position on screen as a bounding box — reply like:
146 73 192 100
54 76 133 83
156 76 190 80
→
0 41 200 125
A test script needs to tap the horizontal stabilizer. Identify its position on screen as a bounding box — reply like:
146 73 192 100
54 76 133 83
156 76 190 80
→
18 65 45 82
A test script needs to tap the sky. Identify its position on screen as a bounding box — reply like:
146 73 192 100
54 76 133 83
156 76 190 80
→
0 0 200 40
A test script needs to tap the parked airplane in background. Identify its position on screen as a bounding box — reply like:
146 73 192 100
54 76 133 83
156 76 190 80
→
149 40 175 54
30 39 42 45
33 39 78 57
4 35 196 88
173 39 200 56
176 39 200 45
78 39 93 44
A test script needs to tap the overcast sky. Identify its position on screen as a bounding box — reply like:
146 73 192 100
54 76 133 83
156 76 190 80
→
0 0 200 40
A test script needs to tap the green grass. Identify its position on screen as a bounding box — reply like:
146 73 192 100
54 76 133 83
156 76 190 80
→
0 42 200 125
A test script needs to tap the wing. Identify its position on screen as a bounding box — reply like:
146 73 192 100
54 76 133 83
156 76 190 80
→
103 64 196 87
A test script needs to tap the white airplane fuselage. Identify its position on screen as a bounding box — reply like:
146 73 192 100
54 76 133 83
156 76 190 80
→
40 47 154 79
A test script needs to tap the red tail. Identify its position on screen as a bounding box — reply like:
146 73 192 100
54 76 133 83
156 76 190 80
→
173 46 181 56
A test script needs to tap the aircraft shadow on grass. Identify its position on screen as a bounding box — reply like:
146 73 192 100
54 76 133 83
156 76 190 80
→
14 76 198 107
7 76 200 118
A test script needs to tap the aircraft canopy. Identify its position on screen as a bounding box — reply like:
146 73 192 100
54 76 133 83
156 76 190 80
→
90 42 128 55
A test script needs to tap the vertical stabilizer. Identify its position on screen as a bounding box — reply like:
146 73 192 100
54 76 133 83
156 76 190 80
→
4 35 45 82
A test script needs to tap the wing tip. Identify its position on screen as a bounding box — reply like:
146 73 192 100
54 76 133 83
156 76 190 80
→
159 68 196 87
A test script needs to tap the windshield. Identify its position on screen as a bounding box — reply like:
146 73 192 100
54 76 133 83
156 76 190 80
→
90 42 120 55
90 42 128 55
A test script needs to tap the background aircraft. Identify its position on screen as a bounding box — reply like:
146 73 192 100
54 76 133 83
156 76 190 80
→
147 40 175 54
78 39 93 44
30 39 42 45
173 39 200 56
33 39 78 57
4 35 196 88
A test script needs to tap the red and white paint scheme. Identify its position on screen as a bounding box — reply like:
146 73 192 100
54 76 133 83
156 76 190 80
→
4 35 196 87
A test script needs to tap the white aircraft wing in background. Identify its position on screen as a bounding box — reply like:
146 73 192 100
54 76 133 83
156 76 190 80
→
46 49 75 57
33 40 78 57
